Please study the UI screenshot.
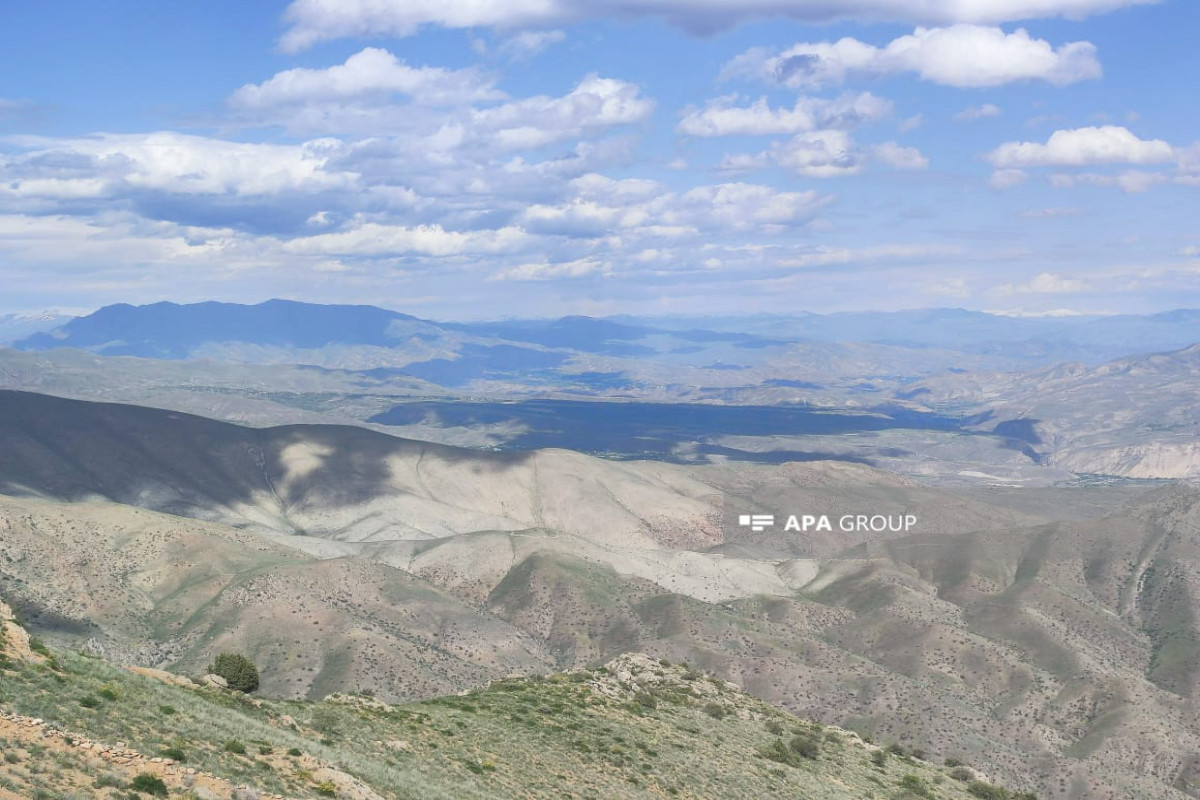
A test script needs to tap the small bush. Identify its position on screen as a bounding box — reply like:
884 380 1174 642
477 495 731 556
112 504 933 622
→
789 734 820 761
950 766 975 782
871 749 888 768
98 687 120 701
257 744 273 755
632 692 657 710
765 719 785 735
129 772 168 796
79 696 99 708
968 782 1011 799
224 740 247 755
287 747 302 757
158 705 177 716
207 652 260 693
159 747 186 762
702 702 728 719
315 780 337 797
898 774 933 798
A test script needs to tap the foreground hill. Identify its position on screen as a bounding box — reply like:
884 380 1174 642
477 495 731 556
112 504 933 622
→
0 604 1029 799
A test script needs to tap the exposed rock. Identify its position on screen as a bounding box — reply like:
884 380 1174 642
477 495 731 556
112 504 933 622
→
129 665 198 688
0 599 45 664
200 673 229 689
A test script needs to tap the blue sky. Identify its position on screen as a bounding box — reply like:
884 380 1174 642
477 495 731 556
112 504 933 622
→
1 0 1197 319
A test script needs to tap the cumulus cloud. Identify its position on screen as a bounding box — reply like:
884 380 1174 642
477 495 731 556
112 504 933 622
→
491 256 609 281
719 130 926 177
954 103 1002 122
279 0 1155 51
518 176 832 238
467 73 654 150
281 221 529 258
720 25 1101 89
988 125 1174 167
677 92 890 137
0 132 355 202
230 48 503 109
872 142 929 169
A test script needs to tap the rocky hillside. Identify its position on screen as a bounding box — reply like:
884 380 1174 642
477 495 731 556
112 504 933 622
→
0 606 1032 799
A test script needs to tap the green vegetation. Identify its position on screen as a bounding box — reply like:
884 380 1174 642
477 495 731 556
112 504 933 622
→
130 772 169 796
207 652 260 693
0 639 1039 800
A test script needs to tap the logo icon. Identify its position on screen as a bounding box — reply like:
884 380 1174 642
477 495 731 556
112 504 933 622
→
738 514 775 532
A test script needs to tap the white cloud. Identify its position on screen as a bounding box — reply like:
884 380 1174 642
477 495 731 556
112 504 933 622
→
1048 169 1168 193
990 168 1029 189
0 132 355 201
469 74 654 150
954 103 1002 122
872 142 928 170
230 48 503 109
281 221 529 257
776 243 963 269
720 25 1101 89
519 177 832 238
897 114 923 132
495 30 567 60
677 92 890 137
720 129 926 177
989 126 1174 167
491 256 608 281
998 272 1088 295
279 0 1156 51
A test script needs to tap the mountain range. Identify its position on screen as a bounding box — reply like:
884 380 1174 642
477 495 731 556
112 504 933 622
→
3 389 1200 798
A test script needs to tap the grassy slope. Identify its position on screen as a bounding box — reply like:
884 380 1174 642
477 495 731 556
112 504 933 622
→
0 636 1031 800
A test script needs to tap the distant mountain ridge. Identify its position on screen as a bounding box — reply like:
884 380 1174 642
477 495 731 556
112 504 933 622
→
14 299 1200 367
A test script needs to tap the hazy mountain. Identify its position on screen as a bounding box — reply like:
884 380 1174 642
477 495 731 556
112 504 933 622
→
0 310 75 345
899 343 1200 478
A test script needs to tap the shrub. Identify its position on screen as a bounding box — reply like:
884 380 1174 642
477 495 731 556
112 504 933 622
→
159 747 186 762
702 702 728 719
949 766 975 782
632 692 657 710
207 652 260 693
79 696 99 708
765 719 785 735
98 687 120 701
315 781 337 797
968 782 1012 799
224 740 247 755
871 749 888 768
788 734 820 760
158 705 177 716
287 747 303 757
898 774 933 797
129 772 168 796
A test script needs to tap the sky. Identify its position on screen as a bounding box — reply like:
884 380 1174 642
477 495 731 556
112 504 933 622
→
1 0 1198 320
